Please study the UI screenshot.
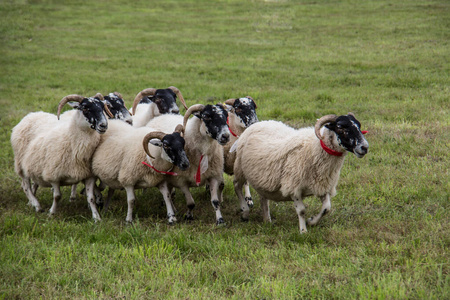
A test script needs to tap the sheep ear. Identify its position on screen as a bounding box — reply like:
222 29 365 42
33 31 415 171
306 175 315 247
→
193 111 202 119
149 139 163 147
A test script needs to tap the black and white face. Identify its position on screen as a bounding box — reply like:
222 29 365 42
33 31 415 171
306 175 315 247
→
232 97 258 127
75 97 109 134
325 114 369 158
195 104 230 145
141 89 180 115
151 132 190 170
104 93 133 125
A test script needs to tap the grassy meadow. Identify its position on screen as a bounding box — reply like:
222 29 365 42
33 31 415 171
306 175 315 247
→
0 0 449 298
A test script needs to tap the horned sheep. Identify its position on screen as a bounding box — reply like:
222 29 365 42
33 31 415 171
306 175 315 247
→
87 120 190 224
11 94 113 220
233 113 369 233
131 87 187 127
147 104 231 225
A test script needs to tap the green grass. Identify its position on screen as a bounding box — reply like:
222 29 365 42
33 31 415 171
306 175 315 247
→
1 0 449 299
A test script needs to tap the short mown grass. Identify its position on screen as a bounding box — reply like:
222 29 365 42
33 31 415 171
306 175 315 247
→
1 0 449 299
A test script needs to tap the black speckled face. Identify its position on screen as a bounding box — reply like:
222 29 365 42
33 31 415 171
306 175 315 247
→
325 114 369 157
198 104 230 145
104 93 133 125
141 89 180 115
78 97 109 134
161 132 190 170
233 97 258 127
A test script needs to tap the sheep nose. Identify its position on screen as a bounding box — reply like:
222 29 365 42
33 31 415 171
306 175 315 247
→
180 161 190 170
172 109 180 114
220 133 230 144
360 146 368 154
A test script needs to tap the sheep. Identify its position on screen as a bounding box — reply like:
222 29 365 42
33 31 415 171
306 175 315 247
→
11 94 113 220
146 104 231 225
221 96 258 205
58 92 132 202
131 87 188 127
233 113 369 233
87 120 189 223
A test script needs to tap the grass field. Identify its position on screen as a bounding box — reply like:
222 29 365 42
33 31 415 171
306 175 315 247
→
1 0 449 299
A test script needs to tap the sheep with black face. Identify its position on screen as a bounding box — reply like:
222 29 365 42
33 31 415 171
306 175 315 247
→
233 113 369 233
146 104 230 225
131 87 188 127
11 94 113 220
87 120 189 224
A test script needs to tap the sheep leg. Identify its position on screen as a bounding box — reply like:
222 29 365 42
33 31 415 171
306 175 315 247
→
49 183 62 215
234 178 250 221
157 181 177 225
244 182 253 208
69 184 78 202
180 185 195 220
31 182 39 195
293 197 307 233
169 186 177 214
261 196 271 222
307 194 331 226
124 186 136 223
102 188 115 213
84 177 101 221
22 177 42 212
208 178 225 225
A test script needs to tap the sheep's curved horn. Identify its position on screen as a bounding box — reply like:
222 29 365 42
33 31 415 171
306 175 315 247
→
113 91 123 99
174 124 185 136
132 88 157 115
183 104 205 130
314 114 338 140
93 93 104 101
142 131 167 160
168 86 188 110
224 98 237 106
347 112 356 118
57 94 84 120
103 102 114 118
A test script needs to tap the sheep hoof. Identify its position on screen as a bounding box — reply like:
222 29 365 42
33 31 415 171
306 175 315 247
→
240 216 249 222
216 218 226 226
185 214 194 221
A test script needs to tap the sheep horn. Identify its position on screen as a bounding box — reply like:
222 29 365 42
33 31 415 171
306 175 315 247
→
183 104 205 130
142 131 167 160
132 88 157 115
103 102 114 118
57 94 84 120
93 93 104 101
314 114 338 140
347 112 356 118
113 91 123 99
174 124 185 137
224 98 237 106
168 86 188 110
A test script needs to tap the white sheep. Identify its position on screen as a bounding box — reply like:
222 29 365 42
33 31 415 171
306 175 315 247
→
146 104 231 224
233 113 369 233
11 94 113 220
221 96 258 205
87 120 189 223
131 87 187 127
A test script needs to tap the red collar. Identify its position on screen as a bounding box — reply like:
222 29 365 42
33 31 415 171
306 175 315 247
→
320 140 343 156
320 131 368 156
142 161 178 176
194 154 204 186
227 116 238 137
